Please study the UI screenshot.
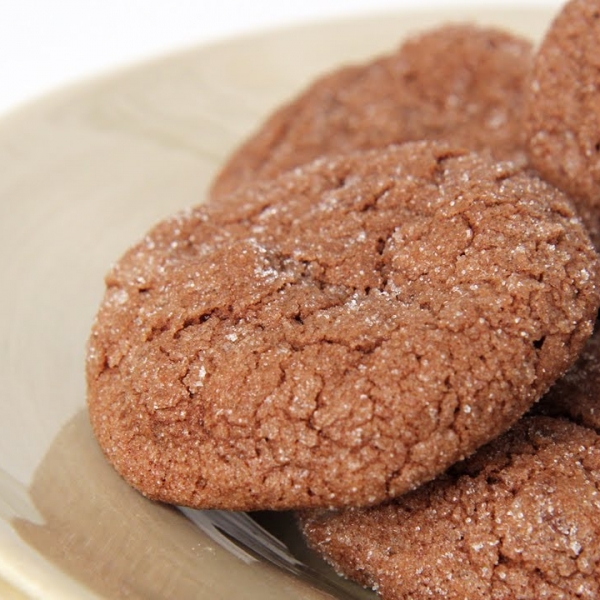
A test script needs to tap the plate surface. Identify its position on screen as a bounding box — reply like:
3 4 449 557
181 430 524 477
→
0 7 552 599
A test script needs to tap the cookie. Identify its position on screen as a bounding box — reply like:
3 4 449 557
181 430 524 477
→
535 320 600 431
86 142 600 511
525 0 600 249
210 24 532 201
299 416 600 600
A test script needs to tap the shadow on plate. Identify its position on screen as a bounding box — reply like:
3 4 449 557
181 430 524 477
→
10 409 373 599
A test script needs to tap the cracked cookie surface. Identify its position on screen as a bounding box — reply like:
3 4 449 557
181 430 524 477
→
299 416 600 600
86 142 600 510
525 0 600 250
210 24 532 202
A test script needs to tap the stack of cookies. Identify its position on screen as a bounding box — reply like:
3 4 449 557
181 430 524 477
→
86 0 600 597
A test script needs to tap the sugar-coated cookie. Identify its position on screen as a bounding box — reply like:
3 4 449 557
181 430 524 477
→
526 0 600 248
536 321 600 431
299 416 600 600
87 143 599 511
210 25 532 201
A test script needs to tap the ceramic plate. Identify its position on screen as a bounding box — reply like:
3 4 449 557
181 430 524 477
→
0 7 552 599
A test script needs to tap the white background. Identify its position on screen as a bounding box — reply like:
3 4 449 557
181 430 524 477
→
1 0 562 118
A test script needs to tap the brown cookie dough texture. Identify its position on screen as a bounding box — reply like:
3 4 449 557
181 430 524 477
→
299 416 600 600
86 142 600 511
525 0 600 249
210 25 532 201
536 321 600 431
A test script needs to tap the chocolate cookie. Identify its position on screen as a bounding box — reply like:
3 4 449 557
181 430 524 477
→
536 321 600 431
86 142 600 511
210 24 532 201
299 416 600 600
525 0 600 248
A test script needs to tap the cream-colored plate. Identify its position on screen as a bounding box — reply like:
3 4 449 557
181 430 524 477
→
0 7 552 599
